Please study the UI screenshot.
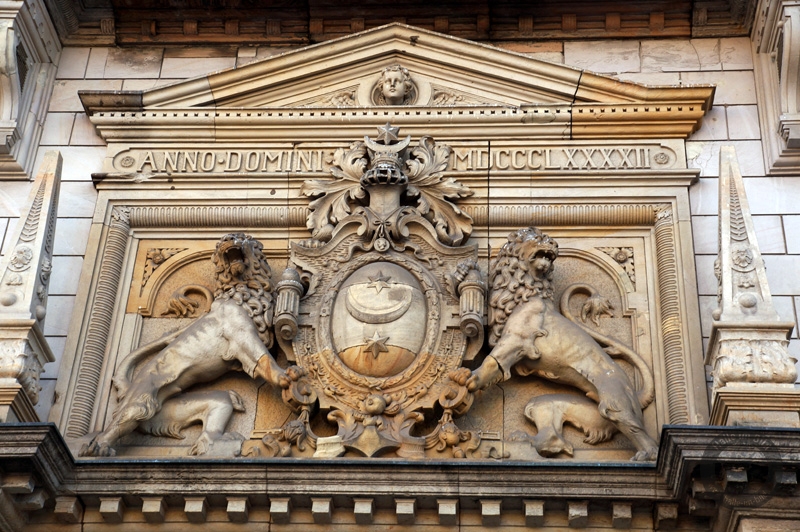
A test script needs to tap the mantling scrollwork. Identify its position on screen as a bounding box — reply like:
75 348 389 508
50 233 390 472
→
301 122 472 246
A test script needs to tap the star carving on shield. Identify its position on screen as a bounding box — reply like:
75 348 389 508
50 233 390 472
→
364 331 390 359
367 272 392 293
375 122 400 144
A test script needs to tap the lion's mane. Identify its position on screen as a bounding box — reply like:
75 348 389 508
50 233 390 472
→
488 227 558 346
212 233 274 348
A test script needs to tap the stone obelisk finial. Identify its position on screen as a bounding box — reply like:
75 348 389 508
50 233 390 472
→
706 146 800 426
0 151 61 421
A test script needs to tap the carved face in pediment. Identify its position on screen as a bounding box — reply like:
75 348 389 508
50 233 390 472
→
372 64 417 105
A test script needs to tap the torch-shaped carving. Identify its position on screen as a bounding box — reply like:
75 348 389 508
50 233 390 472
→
455 260 484 338
274 268 304 340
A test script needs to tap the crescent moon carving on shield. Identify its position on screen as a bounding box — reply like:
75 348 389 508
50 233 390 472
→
345 283 414 324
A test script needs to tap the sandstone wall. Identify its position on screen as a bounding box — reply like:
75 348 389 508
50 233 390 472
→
0 36 795 421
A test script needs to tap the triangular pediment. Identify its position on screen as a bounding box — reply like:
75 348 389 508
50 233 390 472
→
142 23 592 109
81 23 714 141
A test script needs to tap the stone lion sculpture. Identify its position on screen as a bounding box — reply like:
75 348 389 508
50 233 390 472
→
458 227 658 461
80 233 301 457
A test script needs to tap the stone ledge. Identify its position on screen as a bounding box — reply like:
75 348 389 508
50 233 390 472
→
2 424 800 529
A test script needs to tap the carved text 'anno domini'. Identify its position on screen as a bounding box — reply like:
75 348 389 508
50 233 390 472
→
118 145 668 175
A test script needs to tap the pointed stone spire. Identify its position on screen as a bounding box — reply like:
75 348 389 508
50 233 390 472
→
706 146 800 426
0 151 61 421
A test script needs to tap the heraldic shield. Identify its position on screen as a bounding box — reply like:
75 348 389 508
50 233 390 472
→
266 124 484 458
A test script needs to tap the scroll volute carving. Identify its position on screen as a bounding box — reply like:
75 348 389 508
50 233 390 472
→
127 243 212 317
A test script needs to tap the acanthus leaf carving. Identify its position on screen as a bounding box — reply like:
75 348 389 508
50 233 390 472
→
430 84 498 106
0 339 43 405
301 125 472 248
712 338 798 388
141 247 187 295
300 142 367 240
298 88 357 108
405 136 473 246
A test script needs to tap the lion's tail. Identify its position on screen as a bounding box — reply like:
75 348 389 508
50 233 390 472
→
112 326 189 399
560 284 655 409
595 332 655 410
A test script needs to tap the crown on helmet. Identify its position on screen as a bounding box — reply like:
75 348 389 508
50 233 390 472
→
361 124 412 187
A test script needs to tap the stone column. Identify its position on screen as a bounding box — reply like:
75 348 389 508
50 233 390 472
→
0 151 61 421
706 146 800 426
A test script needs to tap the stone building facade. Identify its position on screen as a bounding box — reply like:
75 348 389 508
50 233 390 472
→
0 1 798 530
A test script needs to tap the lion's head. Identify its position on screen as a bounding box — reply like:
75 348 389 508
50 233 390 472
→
212 233 274 347
488 227 558 346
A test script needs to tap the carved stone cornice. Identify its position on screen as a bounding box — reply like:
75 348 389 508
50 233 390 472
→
0 424 798 529
84 104 713 143
79 24 715 144
0 152 60 418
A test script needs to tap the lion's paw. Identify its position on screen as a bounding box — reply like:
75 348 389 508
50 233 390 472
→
533 433 574 457
79 440 116 457
631 447 658 462
279 365 306 389
448 367 472 387
286 365 306 380
189 431 214 456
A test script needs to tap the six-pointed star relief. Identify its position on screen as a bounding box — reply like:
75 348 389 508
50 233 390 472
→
375 122 400 144
364 331 390 358
367 272 392 293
